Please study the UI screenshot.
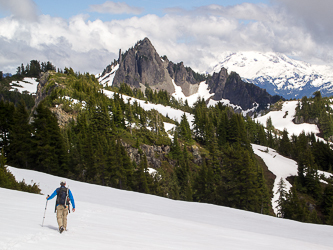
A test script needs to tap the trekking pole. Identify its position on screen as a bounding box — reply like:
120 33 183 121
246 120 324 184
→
42 197 49 227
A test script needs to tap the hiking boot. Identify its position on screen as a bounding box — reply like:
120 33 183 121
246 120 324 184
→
59 226 64 234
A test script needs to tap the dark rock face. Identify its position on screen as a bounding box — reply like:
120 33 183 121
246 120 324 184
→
207 68 228 100
109 37 202 96
208 68 283 110
112 38 175 93
167 61 200 96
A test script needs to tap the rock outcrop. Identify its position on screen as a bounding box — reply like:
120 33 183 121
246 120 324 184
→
120 140 202 170
102 37 202 96
207 69 283 111
167 61 200 96
120 140 170 169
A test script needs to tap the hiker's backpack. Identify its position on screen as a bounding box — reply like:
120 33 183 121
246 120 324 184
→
56 186 68 206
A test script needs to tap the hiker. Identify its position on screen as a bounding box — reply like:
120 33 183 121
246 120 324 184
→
47 180 75 233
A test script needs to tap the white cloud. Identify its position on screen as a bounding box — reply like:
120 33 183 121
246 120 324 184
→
0 0 38 21
89 1 143 15
1 2 333 75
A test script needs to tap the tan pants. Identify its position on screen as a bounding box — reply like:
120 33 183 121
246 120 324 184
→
56 205 68 230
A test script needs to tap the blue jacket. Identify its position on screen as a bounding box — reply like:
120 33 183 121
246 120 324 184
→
47 185 75 209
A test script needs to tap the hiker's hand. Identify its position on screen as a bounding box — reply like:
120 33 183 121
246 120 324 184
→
46 195 49 200
72 208 75 212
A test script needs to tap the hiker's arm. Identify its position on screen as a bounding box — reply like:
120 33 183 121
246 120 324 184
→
69 189 75 210
47 189 58 200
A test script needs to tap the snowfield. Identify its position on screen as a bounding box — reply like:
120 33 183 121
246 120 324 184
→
255 101 320 137
1 166 333 250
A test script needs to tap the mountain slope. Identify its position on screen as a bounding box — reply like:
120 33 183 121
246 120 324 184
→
2 166 333 250
212 51 333 99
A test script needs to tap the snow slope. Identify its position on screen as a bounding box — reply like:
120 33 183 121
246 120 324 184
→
252 144 333 215
10 77 39 95
212 51 333 98
252 144 297 215
102 89 193 129
96 64 119 88
254 100 320 137
2 166 333 250
171 80 214 107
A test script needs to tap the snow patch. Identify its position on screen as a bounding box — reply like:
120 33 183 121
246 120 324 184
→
97 64 119 87
10 77 39 94
171 80 214 107
254 101 320 137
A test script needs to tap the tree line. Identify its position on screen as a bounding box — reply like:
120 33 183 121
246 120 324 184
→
0 70 274 216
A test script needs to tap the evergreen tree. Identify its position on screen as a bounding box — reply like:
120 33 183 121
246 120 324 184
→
216 111 228 147
276 178 287 217
278 129 291 157
170 131 182 161
227 114 240 143
327 205 333 225
31 102 68 175
178 113 192 143
135 154 150 193
283 185 310 222
0 100 15 151
322 180 333 217
7 100 32 169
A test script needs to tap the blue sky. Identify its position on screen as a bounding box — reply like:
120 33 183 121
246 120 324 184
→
32 0 270 20
0 0 332 74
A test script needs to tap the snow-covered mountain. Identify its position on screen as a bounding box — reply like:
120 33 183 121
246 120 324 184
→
212 51 333 99
2 164 333 250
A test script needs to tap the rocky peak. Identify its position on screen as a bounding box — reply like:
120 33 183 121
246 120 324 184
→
208 68 282 111
207 67 228 98
112 37 175 93
110 37 203 97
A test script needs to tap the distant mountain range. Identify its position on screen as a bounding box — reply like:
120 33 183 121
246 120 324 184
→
212 51 333 99
98 38 333 111
97 38 281 113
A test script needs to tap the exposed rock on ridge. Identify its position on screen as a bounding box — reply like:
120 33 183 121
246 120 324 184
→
105 37 202 96
100 37 283 111
167 61 200 96
208 68 283 110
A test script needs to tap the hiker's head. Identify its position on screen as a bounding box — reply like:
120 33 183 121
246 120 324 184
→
60 180 66 186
